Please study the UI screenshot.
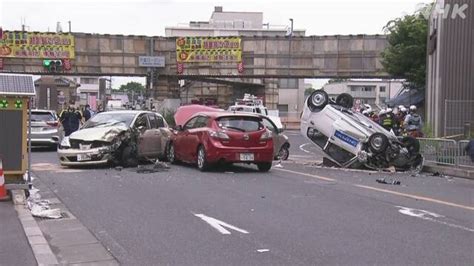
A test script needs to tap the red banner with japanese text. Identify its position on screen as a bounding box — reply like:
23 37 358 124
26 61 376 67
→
0 31 75 59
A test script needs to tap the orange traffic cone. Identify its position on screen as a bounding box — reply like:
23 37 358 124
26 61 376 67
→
0 158 10 201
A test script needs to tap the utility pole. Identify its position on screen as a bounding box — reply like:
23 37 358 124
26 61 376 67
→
287 18 294 78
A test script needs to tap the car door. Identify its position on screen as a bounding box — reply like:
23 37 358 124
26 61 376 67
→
154 114 171 158
135 113 153 157
187 116 209 162
261 117 283 156
174 116 198 162
144 113 162 158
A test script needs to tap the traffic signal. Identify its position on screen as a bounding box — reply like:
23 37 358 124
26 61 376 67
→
43 59 63 72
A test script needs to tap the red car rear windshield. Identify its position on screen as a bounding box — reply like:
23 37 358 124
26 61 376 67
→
216 116 264 132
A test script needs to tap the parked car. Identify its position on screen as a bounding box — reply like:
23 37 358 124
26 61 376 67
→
300 90 423 171
167 112 274 172
29 110 60 147
58 110 171 167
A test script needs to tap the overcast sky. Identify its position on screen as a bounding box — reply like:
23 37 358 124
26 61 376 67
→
1 0 430 88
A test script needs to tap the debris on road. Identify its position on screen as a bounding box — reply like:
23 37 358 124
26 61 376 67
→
376 178 401 185
27 188 62 219
136 160 170 174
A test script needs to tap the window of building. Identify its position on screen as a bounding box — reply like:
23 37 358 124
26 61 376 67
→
379 86 386 92
81 78 98 84
279 78 298 89
277 104 289 113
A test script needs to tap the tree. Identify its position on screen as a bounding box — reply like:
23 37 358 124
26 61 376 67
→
118 81 145 92
381 5 430 89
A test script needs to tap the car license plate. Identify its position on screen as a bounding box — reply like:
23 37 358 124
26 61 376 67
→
77 154 91 161
240 153 254 161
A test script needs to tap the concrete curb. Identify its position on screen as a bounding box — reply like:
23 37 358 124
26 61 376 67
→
423 164 474 180
14 203 59 266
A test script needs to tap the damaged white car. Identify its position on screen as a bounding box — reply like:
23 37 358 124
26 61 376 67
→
58 111 171 167
301 90 423 171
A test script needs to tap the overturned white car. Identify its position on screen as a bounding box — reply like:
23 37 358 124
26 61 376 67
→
301 90 423 171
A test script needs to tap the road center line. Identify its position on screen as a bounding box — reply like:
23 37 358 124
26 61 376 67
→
276 168 336 182
275 168 474 211
355 185 474 211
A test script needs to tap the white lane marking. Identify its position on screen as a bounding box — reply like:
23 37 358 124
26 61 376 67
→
194 213 249 235
275 168 336 182
276 168 474 211
299 143 313 154
32 163 83 173
357 184 474 211
396 206 474 233
257 249 270 253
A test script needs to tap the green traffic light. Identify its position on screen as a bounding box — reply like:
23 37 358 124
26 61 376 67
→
43 60 52 67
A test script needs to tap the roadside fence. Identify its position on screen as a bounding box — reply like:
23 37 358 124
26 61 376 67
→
418 138 473 169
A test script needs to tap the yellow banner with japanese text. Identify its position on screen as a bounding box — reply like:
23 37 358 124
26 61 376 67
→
0 31 75 59
176 37 241 63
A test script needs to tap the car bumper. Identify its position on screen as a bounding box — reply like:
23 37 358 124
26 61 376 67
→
29 131 60 145
206 141 273 163
57 147 114 166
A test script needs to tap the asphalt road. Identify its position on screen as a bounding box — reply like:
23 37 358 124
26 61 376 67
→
30 133 474 265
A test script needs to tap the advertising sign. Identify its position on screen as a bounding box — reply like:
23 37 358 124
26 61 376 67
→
0 31 75 59
138 56 165 67
176 37 241 63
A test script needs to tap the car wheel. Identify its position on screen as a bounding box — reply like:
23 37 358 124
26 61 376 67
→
121 145 138 167
257 162 272 172
307 90 329 110
278 146 290 160
197 145 209 171
368 133 389 154
401 136 420 154
335 93 354 108
167 142 178 164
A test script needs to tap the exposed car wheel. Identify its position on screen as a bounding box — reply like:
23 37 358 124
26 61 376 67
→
257 162 272 172
368 133 389 154
307 90 329 110
278 146 290 160
121 145 138 167
335 93 354 108
167 143 178 164
401 136 420 154
197 145 209 172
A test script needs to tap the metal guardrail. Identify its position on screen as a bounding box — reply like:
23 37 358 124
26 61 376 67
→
418 138 473 169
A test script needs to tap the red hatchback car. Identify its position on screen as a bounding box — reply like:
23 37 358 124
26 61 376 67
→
167 112 274 172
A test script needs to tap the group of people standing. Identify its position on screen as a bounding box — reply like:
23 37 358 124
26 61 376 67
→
361 104 423 137
59 100 94 136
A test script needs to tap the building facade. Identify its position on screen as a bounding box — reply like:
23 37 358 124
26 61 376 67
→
426 0 473 137
165 6 306 112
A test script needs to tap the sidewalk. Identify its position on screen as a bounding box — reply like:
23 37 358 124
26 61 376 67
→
0 201 36 266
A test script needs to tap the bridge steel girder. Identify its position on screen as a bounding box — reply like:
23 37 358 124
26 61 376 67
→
1 33 389 79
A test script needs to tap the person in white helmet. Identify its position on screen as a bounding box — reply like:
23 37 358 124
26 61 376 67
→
394 105 407 136
403 105 423 137
380 108 395 131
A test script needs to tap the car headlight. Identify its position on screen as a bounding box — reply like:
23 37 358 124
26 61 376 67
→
60 137 71 148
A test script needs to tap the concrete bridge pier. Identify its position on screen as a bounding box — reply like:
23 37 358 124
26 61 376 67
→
154 76 180 101
263 78 279 110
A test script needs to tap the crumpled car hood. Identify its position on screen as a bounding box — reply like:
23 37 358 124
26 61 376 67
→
69 126 129 142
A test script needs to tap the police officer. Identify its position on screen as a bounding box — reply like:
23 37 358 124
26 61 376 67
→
59 100 83 137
